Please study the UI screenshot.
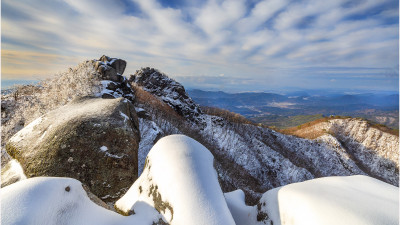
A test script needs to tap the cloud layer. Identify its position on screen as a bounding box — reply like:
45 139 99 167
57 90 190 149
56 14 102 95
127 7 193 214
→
2 0 399 91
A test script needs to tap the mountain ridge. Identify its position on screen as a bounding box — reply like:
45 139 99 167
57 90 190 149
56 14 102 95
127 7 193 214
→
1 56 398 224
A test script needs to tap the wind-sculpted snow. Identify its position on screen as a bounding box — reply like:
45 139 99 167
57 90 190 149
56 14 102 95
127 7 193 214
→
1 177 162 225
257 175 399 225
116 135 236 225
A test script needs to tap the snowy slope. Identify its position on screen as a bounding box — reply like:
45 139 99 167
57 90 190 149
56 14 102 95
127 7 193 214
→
1 159 26 187
116 135 236 225
199 114 367 201
289 118 399 185
130 69 397 204
258 175 399 225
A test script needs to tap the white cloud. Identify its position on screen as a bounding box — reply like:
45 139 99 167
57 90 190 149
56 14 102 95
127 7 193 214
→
2 0 398 91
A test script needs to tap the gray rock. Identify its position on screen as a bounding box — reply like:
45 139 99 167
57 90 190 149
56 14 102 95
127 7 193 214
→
6 97 140 203
98 55 127 76
94 56 134 102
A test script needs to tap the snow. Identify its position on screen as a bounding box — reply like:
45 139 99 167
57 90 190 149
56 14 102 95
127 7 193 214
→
224 190 257 225
1 177 163 225
137 118 163 175
95 80 123 98
99 145 123 159
1 159 27 186
259 175 399 225
119 111 129 122
116 134 236 225
9 116 43 143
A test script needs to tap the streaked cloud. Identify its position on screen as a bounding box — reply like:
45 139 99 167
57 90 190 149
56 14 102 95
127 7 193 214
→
1 0 398 92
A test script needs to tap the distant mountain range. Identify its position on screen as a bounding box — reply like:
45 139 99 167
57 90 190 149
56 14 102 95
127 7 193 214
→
188 89 399 129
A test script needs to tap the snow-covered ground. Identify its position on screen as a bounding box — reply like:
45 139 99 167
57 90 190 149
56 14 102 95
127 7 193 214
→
1 177 161 225
1 135 398 225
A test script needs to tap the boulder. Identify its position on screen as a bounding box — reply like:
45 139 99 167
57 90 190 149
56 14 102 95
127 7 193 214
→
6 97 140 203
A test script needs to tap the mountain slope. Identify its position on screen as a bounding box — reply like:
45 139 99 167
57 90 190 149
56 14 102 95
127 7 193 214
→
128 67 398 204
2 57 398 209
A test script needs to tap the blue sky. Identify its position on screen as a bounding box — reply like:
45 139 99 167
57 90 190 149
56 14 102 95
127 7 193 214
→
2 0 399 92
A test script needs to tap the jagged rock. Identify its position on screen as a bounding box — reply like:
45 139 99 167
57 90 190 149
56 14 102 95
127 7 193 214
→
99 55 126 75
129 67 205 126
6 97 140 203
94 55 135 102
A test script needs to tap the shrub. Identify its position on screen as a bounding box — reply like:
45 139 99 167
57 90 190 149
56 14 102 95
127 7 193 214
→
1 60 101 147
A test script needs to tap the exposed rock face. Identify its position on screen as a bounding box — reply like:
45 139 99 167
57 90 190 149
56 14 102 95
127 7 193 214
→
94 55 135 102
6 97 140 203
129 67 205 126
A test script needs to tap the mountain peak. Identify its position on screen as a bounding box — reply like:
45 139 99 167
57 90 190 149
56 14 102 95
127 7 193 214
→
129 67 205 126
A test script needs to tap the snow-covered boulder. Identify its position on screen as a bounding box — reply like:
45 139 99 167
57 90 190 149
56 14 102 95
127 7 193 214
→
257 175 399 225
6 97 140 203
115 134 236 225
1 177 162 225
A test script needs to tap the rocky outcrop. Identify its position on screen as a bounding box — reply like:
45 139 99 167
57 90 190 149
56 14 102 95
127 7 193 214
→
94 55 135 102
6 97 140 203
129 67 205 126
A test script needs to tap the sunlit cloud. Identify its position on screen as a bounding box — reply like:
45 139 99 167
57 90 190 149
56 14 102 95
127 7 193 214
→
1 0 398 91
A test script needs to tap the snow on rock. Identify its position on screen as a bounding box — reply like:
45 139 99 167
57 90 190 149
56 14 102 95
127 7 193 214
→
257 175 399 225
116 134 236 225
224 190 258 225
6 97 140 203
1 177 162 225
137 118 164 176
129 67 205 126
94 55 135 102
1 159 27 187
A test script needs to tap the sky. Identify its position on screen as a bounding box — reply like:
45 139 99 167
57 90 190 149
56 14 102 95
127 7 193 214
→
1 0 399 92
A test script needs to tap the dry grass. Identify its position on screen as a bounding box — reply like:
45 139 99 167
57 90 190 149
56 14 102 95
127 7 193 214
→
202 106 256 125
279 117 331 139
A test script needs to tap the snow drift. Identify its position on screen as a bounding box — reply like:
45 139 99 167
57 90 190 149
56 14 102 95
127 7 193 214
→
115 134 236 225
258 175 399 225
0 177 162 225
